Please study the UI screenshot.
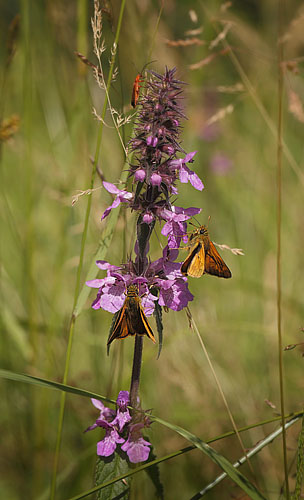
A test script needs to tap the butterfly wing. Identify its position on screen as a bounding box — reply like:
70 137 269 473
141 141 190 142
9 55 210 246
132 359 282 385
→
107 304 130 345
181 241 205 278
204 241 232 278
138 306 156 342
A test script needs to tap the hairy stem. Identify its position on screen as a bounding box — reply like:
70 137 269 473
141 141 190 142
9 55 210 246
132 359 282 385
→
129 335 144 414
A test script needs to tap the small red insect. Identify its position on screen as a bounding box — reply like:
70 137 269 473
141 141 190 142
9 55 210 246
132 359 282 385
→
131 61 156 108
131 73 144 108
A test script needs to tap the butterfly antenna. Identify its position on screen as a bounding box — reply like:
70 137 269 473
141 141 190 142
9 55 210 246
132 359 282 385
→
192 217 201 227
141 60 157 74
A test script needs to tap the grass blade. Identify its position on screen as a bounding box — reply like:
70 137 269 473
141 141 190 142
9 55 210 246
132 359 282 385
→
192 416 300 498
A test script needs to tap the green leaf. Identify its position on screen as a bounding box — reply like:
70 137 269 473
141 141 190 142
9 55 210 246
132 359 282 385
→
144 444 164 500
136 216 155 261
0 369 114 406
151 415 267 500
95 453 130 500
134 180 144 205
153 301 163 359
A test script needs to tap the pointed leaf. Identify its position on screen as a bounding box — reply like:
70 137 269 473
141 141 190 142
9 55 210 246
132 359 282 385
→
153 301 163 359
150 415 267 500
0 369 114 406
144 444 164 500
95 453 130 500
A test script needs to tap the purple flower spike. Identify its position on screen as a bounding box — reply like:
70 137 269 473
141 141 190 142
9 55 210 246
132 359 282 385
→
96 421 125 457
101 182 134 221
121 423 151 463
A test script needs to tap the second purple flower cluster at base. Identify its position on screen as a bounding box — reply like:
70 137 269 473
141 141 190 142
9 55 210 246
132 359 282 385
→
85 391 151 463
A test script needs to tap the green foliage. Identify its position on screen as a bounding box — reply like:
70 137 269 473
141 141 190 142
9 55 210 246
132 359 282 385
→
144 444 164 500
95 454 130 500
153 300 163 359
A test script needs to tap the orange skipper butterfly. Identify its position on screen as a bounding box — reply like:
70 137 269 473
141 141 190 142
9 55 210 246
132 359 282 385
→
107 285 156 345
181 225 232 279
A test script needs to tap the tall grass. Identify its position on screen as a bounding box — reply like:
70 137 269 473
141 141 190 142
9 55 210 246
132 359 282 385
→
1 1 304 499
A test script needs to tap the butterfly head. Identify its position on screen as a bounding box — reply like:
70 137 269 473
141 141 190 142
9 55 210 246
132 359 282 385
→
199 225 208 236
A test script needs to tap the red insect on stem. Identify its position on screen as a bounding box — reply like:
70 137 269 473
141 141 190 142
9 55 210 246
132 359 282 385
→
130 60 156 108
131 73 144 108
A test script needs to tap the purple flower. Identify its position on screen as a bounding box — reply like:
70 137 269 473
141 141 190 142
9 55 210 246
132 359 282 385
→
157 277 193 311
101 182 134 221
169 152 204 191
134 169 146 182
121 423 151 463
160 205 201 249
85 391 152 463
84 398 115 432
87 268 157 316
111 391 131 431
87 240 194 316
142 211 154 224
96 421 125 457
146 135 158 147
150 173 162 186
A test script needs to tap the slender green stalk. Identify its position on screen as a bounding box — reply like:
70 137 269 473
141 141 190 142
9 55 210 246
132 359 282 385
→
277 1 290 498
21 2 40 497
147 1 164 62
196 417 300 499
293 415 304 499
50 1 127 498
129 335 143 413
187 307 257 480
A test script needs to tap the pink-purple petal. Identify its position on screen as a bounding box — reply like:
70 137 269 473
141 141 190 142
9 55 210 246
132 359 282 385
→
103 181 120 194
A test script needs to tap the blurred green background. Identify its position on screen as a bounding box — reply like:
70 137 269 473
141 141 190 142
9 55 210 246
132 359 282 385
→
1 0 304 498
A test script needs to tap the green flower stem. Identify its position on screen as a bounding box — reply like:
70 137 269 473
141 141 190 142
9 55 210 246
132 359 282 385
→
130 335 143 414
50 1 127 498
277 1 289 497
293 414 304 499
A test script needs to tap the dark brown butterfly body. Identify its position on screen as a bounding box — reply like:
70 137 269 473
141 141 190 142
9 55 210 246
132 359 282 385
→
107 285 155 345
181 225 232 279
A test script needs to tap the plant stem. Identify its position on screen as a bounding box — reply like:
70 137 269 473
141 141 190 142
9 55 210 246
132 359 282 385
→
277 1 290 498
129 335 143 414
293 415 304 499
129 217 154 412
